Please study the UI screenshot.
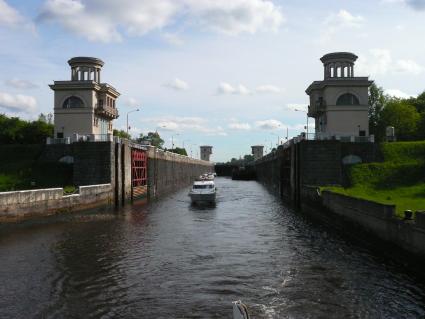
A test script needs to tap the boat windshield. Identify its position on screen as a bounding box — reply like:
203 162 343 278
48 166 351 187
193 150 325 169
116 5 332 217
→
193 185 214 189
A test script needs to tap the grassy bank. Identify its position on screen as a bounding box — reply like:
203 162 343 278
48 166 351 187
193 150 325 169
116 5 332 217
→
0 145 73 192
324 141 425 217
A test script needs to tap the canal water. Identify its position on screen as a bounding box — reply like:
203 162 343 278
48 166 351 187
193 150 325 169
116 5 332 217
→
1 177 425 318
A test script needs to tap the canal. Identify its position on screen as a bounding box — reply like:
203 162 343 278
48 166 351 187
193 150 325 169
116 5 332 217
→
1 177 425 318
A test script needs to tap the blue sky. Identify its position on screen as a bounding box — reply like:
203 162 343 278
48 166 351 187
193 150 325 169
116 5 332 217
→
1 0 425 161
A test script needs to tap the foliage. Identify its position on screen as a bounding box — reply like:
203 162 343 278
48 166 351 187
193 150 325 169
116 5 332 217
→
368 83 387 141
168 147 188 156
0 114 54 144
379 100 420 141
368 84 425 141
113 129 131 139
324 141 425 216
137 131 164 148
219 154 255 166
0 144 73 191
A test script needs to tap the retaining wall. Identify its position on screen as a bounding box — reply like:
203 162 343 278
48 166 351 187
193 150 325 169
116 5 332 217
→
0 184 113 223
39 142 113 186
301 187 425 258
146 147 214 199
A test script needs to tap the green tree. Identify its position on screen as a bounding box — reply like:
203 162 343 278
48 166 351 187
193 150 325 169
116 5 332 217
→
137 131 164 148
113 129 131 139
0 114 53 144
368 83 388 141
243 154 254 163
21 120 54 143
417 112 425 140
379 99 420 141
168 147 187 156
406 91 425 114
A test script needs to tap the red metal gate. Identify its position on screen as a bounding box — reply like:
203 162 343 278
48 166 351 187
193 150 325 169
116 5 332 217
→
131 149 147 200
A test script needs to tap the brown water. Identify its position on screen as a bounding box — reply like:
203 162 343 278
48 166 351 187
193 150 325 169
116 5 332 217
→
1 177 425 318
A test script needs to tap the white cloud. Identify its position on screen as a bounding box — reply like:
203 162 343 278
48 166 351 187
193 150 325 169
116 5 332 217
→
161 32 184 46
163 78 189 91
320 9 364 43
0 0 25 27
255 85 282 94
255 119 283 130
5 78 38 89
228 122 251 130
0 92 37 113
126 97 140 107
357 49 424 75
37 0 284 42
385 89 417 98
217 82 250 95
143 116 226 136
382 0 425 10
185 0 284 35
285 104 308 112
394 59 423 74
406 0 425 9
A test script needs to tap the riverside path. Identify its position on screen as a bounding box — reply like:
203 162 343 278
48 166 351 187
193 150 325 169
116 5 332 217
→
1 177 425 318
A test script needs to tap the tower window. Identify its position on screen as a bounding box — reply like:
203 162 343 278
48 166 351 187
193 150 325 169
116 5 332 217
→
336 93 360 106
63 96 84 108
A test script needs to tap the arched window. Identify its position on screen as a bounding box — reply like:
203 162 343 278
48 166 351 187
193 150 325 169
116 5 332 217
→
63 96 84 108
336 93 360 106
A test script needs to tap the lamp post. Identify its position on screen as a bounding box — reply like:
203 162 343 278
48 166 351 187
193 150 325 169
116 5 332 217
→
126 108 140 136
294 108 309 140
270 133 280 146
171 133 179 150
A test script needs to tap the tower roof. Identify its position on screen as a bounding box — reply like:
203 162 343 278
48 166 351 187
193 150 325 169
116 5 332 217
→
320 52 358 64
68 57 104 68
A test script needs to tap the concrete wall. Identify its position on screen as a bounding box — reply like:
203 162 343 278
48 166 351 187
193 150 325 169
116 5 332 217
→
146 147 214 199
0 184 112 223
0 140 213 222
255 140 379 204
301 188 425 258
40 142 113 186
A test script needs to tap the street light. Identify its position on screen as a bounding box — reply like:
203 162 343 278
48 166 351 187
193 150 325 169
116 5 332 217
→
294 108 309 139
270 132 280 146
171 133 179 150
126 108 140 136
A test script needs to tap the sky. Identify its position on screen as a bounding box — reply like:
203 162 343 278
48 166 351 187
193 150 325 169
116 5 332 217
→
1 0 425 161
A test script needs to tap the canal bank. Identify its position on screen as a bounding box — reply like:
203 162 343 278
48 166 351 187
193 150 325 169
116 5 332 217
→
1 177 425 318
255 140 425 261
0 140 213 223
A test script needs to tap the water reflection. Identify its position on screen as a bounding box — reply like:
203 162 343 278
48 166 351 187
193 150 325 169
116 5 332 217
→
0 177 424 318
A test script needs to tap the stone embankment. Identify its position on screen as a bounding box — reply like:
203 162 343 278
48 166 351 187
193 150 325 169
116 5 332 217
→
301 186 425 258
0 184 112 223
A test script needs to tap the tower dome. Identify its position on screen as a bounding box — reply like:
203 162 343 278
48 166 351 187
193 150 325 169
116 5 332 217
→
320 52 357 79
68 57 104 82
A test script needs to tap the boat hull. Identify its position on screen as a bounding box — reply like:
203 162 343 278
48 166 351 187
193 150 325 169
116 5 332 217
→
189 192 216 203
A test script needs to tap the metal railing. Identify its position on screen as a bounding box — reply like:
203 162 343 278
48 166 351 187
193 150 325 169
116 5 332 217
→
47 134 113 144
95 104 119 118
290 132 375 144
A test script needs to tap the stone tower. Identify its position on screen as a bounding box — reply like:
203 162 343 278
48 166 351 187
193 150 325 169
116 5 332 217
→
251 145 264 160
200 146 213 161
306 52 373 139
50 57 120 140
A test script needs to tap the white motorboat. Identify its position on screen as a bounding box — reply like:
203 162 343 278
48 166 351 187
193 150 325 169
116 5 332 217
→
199 173 215 181
189 180 216 204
